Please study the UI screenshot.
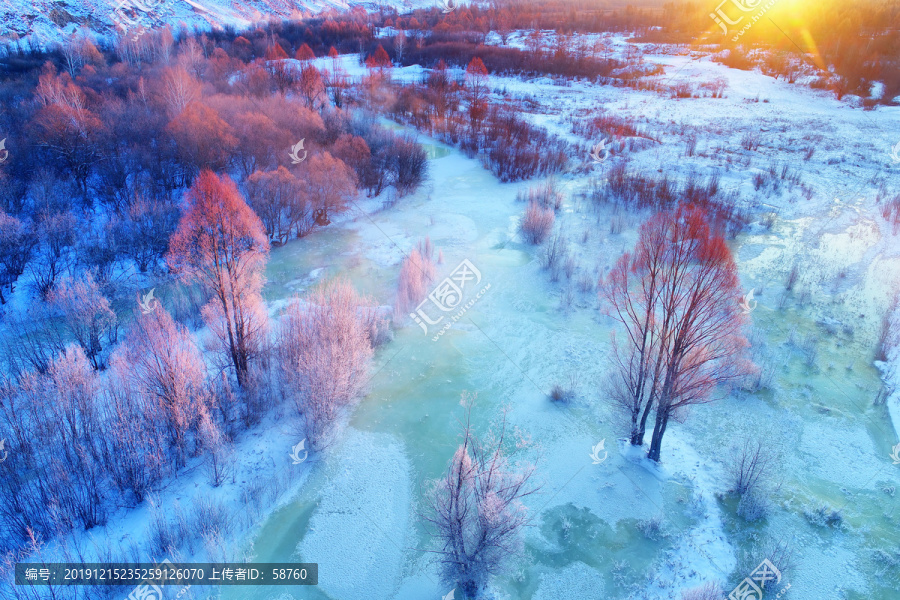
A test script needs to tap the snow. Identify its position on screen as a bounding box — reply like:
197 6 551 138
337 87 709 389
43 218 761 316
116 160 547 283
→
532 561 606 599
298 429 413 600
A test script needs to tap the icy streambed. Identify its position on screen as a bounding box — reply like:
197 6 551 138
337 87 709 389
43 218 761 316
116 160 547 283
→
238 131 897 600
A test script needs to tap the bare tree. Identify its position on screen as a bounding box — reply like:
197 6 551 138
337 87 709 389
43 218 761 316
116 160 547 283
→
198 405 230 487
29 211 76 298
303 152 357 223
423 397 538 598
162 67 201 116
601 204 754 461
278 279 374 448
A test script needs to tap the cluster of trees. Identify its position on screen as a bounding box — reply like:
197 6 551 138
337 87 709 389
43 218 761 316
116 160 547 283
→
0 25 430 312
373 0 665 39
0 170 381 553
600 204 755 461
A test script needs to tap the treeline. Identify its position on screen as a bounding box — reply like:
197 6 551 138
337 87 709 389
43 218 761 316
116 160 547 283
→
0 27 428 308
399 41 623 80
374 0 666 36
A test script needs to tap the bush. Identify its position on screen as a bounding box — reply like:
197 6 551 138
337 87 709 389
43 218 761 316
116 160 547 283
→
520 201 555 244
549 382 574 403
395 237 436 315
636 515 668 541
803 503 843 527
517 179 564 211
736 492 770 522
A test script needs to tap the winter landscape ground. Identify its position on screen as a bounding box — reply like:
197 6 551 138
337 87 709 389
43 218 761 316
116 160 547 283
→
0 1 899 600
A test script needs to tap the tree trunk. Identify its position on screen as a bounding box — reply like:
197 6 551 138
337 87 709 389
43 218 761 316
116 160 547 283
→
632 396 655 446
647 407 669 462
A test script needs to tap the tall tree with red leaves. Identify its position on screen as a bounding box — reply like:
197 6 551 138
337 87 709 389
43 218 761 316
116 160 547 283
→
601 204 754 462
167 171 270 391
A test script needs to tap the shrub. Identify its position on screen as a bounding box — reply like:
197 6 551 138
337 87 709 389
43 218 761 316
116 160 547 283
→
395 237 436 315
520 201 555 244
636 515 668 541
549 382 574 403
803 503 843 527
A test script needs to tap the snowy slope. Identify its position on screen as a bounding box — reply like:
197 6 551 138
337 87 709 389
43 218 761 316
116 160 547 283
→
0 0 448 50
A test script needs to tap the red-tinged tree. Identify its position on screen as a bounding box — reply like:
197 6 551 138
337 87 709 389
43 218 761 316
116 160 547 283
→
601 204 754 462
331 133 372 182
265 43 289 61
31 65 105 196
209 47 237 91
327 46 339 60
167 171 270 390
366 44 392 70
296 43 316 61
113 306 207 468
297 64 326 109
165 103 238 176
232 36 253 62
231 110 283 178
303 152 357 223
247 167 311 242
428 59 453 119
466 57 489 132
